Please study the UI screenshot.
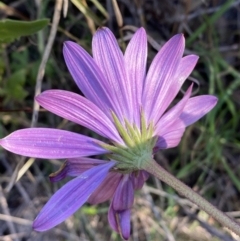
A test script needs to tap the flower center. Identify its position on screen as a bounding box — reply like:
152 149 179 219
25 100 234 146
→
100 112 157 171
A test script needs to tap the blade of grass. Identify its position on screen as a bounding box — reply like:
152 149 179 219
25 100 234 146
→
187 0 235 45
221 157 240 192
71 0 103 26
89 0 109 19
82 0 96 34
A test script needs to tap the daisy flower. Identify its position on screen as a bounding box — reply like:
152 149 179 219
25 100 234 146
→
0 27 218 240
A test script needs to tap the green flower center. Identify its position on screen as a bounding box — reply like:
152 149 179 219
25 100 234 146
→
100 112 157 171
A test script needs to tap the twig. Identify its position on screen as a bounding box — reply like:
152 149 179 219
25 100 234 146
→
0 232 29 241
146 185 198 208
82 0 96 34
142 185 176 241
0 186 19 241
5 0 64 193
31 0 63 127
0 213 32 226
63 0 69 17
184 210 237 241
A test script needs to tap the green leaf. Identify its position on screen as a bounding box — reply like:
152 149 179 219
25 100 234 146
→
0 18 49 43
4 69 28 101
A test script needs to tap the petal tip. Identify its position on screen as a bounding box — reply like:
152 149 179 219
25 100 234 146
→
191 54 200 60
32 220 45 232
63 41 78 54
138 27 146 34
210 95 218 107
176 33 185 43
64 40 73 47
168 33 185 49
203 95 218 108
95 26 111 36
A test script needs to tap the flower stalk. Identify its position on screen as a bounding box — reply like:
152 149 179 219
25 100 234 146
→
144 160 240 236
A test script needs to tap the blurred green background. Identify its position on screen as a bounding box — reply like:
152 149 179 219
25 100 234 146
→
0 0 240 240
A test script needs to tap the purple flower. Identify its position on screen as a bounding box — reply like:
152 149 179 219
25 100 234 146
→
0 27 217 239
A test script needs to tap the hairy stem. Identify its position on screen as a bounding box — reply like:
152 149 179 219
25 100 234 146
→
144 160 240 236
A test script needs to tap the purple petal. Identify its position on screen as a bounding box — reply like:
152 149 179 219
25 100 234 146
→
66 158 108 175
124 28 147 126
92 27 131 123
154 84 193 134
49 158 108 182
0 128 107 159
155 121 185 149
152 55 199 124
142 34 185 124
108 202 118 232
179 95 218 126
118 209 131 240
173 55 199 94
88 172 122 204
63 41 114 115
108 203 131 240
33 161 116 231
49 162 68 182
36 90 122 143
112 174 134 211
155 94 217 149
132 171 149 190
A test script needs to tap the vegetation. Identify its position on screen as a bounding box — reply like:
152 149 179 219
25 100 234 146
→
0 1 240 240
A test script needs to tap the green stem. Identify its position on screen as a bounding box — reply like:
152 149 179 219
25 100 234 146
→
144 160 240 236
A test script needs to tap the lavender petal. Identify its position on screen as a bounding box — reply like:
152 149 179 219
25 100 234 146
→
142 34 185 124
92 27 131 123
63 41 114 115
33 161 116 231
0 128 107 159
36 90 122 143
88 172 122 204
112 174 134 211
132 171 149 190
153 55 199 123
108 203 131 240
173 55 199 94
155 93 217 150
154 84 193 134
118 209 131 240
179 95 218 126
49 158 108 182
124 28 147 126
156 121 185 149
